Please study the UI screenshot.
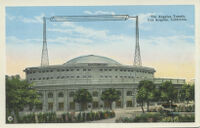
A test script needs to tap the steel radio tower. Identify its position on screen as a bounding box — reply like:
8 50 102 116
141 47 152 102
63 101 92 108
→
134 16 142 66
41 17 49 67
40 15 142 66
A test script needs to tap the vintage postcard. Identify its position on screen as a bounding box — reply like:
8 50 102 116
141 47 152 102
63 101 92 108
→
0 0 199 128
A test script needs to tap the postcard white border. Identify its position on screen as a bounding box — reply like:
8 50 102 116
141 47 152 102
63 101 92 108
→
0 0 199 127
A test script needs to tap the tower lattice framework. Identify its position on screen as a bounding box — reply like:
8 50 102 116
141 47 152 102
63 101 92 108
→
134 16 142 66
41 17 49 67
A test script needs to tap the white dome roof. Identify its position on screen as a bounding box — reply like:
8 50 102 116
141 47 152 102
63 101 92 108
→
64 55 121 66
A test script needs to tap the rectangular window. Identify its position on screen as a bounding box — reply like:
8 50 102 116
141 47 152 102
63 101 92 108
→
69 92 74 97
83 69 86 71
58 102 64 111
70 102 75 110
116 101 122 108
93 91 98 97
48 102 53 111
88 69 91 71
127 91 132 96
93 102 99 109
126 101 133 107
77 69 79 71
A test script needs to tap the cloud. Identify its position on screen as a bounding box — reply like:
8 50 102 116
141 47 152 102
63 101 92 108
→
84 10 115 15
20 13 45 23
49 22 110 41
138 13 156 24
48 37 93 44
6 36 41 44
6 14 16 20
7 13 45 24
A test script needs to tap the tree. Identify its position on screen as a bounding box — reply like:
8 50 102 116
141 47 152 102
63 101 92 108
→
180 84 194 104
101 88 120 110
136 80 158 112
73 89 93 111
160 81 178 105
136 87 146 113
190 84 194 102
6 75 41 123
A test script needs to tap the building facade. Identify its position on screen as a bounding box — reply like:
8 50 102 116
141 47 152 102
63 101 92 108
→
24 55 185 112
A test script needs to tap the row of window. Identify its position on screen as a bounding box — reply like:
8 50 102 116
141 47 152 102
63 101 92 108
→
29 75 149 81
27 68 152 74
39 90 133 99
47 100 135 111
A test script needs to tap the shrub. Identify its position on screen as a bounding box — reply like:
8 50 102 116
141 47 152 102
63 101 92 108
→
162 103 177 108
116 112 162 123
18 110 115 123
161 117 174 122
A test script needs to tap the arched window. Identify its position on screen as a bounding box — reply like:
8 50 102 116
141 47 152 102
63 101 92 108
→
48 92 53 98
58 92 64 98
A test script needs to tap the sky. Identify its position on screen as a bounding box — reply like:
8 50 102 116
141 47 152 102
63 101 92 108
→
6 5 195 81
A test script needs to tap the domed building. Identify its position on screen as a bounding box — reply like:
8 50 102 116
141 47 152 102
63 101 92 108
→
24 54 185 112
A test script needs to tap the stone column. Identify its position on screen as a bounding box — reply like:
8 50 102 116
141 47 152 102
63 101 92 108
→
98 89 102 109
177 89 180 103
133 89 137 107
53 90 57 112
64 90 68 112
42 90 47 112
112 102 116 110
122 88 126 108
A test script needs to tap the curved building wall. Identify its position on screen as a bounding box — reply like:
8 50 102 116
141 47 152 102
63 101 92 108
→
24 64 155 86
